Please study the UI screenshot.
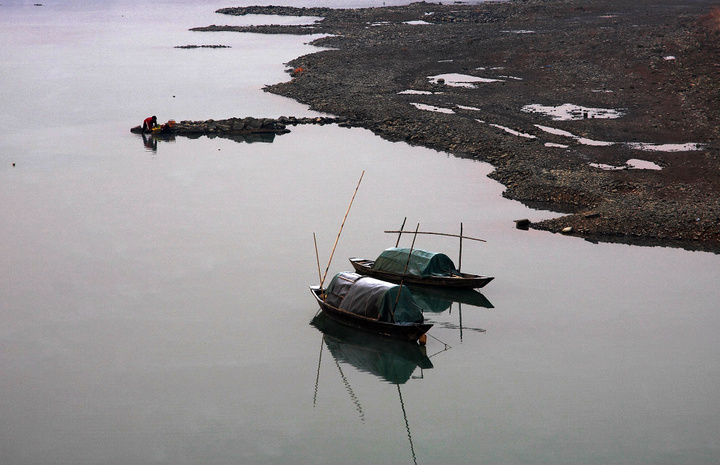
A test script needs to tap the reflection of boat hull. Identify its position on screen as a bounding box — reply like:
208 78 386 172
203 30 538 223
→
349 258 494 289
407 285 494 311
311 312 432 384
310 286 432 342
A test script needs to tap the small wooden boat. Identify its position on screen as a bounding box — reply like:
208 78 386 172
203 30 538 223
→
310 271 432 343
349 247 494 289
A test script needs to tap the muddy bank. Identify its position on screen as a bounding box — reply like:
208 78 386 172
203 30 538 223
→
200 0 720 253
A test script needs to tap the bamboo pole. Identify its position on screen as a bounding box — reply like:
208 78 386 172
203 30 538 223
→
397 384 418 465
392 223 420 322
313 335 324 408
395 217 407 247
384 230 486 242
458 222 463 272
313 233 323 297
458 303 464 343
320 171 364 288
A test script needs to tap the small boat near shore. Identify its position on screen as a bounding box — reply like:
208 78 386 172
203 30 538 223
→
350 247 494 289
310 271 433 343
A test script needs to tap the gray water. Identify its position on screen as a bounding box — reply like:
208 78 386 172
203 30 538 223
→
2 1 719 464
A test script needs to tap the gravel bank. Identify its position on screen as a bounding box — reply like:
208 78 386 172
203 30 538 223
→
200 0 720 253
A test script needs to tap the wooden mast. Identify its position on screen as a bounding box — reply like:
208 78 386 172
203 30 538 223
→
392 223 420 322
313 233 323 286
458 222 463 272
388 222 483 274
395 217 407 247
320 171 364 289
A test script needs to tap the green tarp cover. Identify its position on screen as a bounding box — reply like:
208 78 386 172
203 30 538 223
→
326 272 424 324
371 247 459 277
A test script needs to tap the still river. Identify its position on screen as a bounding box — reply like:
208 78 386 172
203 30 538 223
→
1 1 719 464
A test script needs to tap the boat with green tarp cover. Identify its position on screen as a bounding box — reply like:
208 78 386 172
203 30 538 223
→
349 247 494 289
310 271 432 342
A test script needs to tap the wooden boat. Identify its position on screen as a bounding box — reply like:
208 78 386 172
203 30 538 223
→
310 271 432 343
349 247 494 289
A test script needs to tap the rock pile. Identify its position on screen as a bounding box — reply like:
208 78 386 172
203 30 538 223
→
174 117 290 136
172 116 349 137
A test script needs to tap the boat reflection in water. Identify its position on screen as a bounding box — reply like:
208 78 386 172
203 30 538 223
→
311 311 433 385
408 286 493 312
311 311 434 464
409 285 493 341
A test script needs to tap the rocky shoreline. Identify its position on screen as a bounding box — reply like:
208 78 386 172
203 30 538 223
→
196 0 720 253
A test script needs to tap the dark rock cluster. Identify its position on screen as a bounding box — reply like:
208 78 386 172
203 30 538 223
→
172 116 347 135
174 44 230 49
174 117 290 136
131 116 350 143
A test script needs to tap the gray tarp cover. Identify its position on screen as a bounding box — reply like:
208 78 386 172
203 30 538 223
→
325 272 424 323
371 247 458 277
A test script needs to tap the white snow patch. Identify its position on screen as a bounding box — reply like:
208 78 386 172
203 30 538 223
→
626 142 705 152
488 123 536 139
410 103 454 114
535 124 614 146
428 73 503 88
589 163 625 171
405 20 431 25
523 103 626 121
627 159 663 170
578 137 616 147
535 125 576 138
590 159 662 171
398 89 435 95
545 142 570 149
457 105 481 111
537 125 705 152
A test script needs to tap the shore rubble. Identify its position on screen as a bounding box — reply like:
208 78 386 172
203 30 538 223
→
192 0 720 253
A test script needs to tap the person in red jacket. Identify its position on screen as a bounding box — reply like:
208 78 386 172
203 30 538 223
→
142 115 157 133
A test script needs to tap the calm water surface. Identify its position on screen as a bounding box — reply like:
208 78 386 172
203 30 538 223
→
1 2 719 464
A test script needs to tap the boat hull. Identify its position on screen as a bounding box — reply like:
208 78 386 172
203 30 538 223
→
310 286 432 343
349 258 494 289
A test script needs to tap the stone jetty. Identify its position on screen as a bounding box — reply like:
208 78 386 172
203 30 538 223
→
132 115 351 139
